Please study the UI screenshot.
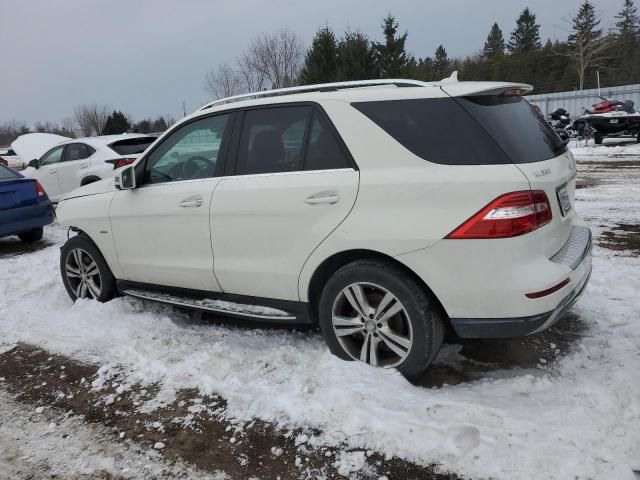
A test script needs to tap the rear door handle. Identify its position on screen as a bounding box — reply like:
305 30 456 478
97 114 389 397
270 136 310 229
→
79 163 88 169
178 197 203 208
305 194 339 205
49 168 57 174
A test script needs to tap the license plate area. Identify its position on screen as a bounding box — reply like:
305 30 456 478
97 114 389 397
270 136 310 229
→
556 183 571 216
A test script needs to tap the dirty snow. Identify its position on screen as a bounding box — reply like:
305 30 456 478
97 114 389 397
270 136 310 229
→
0 143 639 479
0 389 223 479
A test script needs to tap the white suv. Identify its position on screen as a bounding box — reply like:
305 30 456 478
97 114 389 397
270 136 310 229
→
56 79 592 378
22 134 157 202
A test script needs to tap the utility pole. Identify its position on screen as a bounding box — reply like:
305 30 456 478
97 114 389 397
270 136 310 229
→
182 102 187 117
596 71 601 98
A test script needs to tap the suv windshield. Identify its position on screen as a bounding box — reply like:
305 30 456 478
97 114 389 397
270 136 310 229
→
352 96 566 165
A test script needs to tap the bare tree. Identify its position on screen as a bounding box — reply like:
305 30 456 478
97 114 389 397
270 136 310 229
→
73 103 109 136
74 105 94 136
204 28 304 99
204 63 244 99
244 29 304 89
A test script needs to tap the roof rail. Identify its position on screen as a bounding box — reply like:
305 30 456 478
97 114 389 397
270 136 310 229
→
198 79 430 111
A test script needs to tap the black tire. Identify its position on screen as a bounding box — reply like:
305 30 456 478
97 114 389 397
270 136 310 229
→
60 234 116 302
18 227 43 243
594 132 604 145
318 260 445 379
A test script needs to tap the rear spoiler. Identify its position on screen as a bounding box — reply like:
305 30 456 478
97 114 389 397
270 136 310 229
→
441 82 533 98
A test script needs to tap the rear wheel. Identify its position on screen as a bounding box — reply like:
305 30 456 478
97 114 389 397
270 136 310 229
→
318 260 444 379
18 227 43 243
60 235 116 302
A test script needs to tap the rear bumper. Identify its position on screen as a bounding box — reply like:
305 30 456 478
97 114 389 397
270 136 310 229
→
450 262 591 338
0 198 55 238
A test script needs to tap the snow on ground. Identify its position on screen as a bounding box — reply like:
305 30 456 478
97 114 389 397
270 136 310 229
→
1 143 639 480
570 137 640 159
0 388 223 479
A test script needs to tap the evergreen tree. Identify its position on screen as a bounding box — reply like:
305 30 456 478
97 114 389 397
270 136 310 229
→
483 23 505 59
567 0 607 90
373 14 409 77
508 8 542 54
102 110 130 135
299 26 339 85
432 45 451 79
337 30 378 80
613 0 640 83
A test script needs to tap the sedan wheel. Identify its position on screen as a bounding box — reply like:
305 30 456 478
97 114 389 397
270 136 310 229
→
331 282 413 368
64 248 102 299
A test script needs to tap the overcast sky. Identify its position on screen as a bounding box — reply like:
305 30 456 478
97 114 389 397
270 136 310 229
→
0 0 621 125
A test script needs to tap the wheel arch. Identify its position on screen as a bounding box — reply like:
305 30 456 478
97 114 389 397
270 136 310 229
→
306 249 450 325
80 175 102 186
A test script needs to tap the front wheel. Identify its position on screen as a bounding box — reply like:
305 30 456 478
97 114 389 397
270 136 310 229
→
60 235 116 302
318 260 444 379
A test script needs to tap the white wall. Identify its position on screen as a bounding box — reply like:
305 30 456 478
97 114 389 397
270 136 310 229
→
527 84 640 117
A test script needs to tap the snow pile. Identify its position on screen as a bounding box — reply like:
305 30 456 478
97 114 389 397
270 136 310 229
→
1 154 640 479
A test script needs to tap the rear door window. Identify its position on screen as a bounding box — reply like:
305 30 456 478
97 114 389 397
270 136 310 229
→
235 106 311 175
304 110 351 170
352 96 565 165
64 143 94 161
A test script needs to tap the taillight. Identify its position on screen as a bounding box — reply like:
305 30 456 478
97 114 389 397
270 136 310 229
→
446 191 552 239
107 158 136 169
35 180 47 197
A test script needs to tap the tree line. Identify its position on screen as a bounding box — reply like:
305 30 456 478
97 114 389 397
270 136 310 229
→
205 0 640 99
0 106 175 146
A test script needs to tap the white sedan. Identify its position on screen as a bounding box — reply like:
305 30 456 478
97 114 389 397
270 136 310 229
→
21 134 157 201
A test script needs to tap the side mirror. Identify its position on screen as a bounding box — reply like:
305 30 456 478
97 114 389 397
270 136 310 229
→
28 159 39 169
114 165 136 190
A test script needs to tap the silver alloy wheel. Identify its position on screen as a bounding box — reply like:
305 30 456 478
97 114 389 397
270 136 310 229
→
65 248 102 300
331 282 413 368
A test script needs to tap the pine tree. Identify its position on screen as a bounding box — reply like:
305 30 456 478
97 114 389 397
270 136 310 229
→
432 45 451 79
567 0 608 90
299 26 339 85
337 30 378 80
483 23 505 59
508 8 542 54
613 0 640 82
102 110 130 135
373 14 409 77
616 0 640 36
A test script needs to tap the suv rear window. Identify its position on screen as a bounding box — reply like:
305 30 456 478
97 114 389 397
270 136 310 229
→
353 96 565 165
109 137 157 155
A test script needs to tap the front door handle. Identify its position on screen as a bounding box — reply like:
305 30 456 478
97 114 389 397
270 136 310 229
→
305 194 339 205
178 197 203 208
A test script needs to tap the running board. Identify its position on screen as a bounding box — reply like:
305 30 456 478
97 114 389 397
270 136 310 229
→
121 288 298 322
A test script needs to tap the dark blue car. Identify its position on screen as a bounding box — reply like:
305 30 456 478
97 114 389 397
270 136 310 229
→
0 164 54 242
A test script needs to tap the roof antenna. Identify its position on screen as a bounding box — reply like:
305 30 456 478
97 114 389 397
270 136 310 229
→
441 71 458 84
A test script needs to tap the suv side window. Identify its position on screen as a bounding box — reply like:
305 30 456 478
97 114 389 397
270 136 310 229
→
143 114 230 185
236 106 311 175
39 146 65 166
304 110 351 170
65 143 94 161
